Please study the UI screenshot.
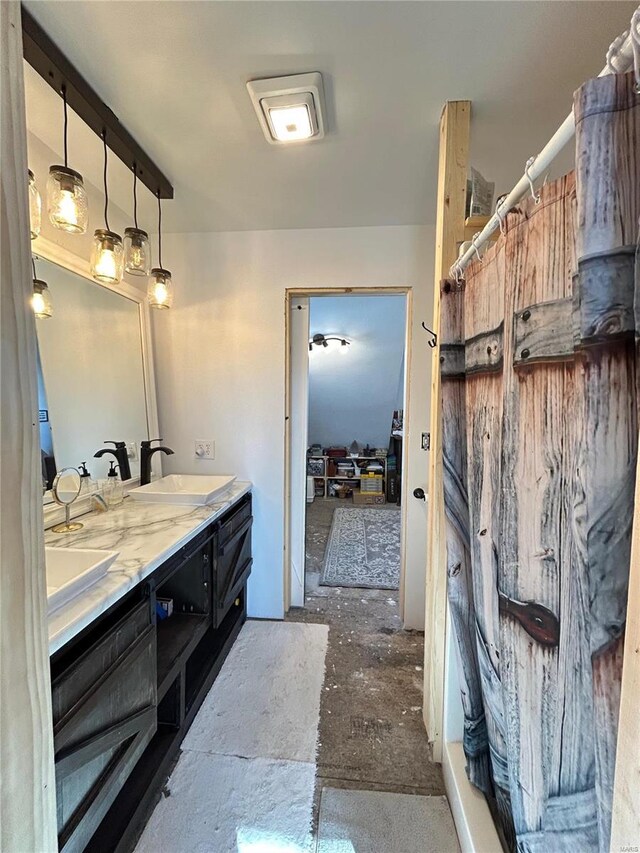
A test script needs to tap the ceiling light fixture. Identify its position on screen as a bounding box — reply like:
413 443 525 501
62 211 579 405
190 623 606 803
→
47 85 88 233
90 131 124 284
31 256 52 319
309 333 351 352
246 73 326 145
124 166 151 276
148 191 173 310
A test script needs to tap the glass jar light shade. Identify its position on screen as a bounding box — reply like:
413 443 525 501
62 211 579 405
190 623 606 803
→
47 165 88 233
32 280 53 319
148 268 173 309
124 227 151 276
28 170 41 240
91 229 124 284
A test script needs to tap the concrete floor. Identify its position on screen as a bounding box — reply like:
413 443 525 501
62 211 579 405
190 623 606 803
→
287 498 444 809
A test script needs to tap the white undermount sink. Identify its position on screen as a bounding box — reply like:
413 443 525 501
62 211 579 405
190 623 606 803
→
128 474 237 506
46 548 119 615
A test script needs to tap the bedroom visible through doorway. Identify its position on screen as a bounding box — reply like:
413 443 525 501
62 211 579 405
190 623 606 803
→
304 294 407 599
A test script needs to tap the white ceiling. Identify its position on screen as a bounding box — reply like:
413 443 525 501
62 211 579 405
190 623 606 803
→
24 0 638 234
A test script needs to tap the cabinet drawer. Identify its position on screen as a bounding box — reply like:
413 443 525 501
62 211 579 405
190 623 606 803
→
217 496 252 546
53 599 152 726
52 600 157 853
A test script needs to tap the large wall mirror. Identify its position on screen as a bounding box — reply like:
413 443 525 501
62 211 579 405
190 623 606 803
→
34 244 158 503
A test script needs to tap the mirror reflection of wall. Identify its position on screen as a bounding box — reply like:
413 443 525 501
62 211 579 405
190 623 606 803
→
37 346 56 491
35 257 149 491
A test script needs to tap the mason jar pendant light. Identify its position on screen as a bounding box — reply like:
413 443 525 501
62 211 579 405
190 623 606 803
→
124 165 151 276
47 86 88 234
28 169 41 239
31 256 53 319
91 131 124 284
148 191 173 309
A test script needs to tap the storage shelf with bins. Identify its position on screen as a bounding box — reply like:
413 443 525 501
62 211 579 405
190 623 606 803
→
307 454 388 499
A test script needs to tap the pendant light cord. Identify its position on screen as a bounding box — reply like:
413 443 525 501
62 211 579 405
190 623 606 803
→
157 190 163 269
32 255 37 281
102 131 110 231
133 166 139 229
62 85 68 168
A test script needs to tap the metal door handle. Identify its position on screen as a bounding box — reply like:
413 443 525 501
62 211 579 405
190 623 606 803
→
413 488 426 501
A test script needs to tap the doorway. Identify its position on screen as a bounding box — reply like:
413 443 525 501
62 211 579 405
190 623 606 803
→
285 289 445 811
286 289 410 612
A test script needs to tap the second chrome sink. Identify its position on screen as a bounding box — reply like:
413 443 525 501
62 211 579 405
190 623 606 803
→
128 474 236 506
46 547 119 615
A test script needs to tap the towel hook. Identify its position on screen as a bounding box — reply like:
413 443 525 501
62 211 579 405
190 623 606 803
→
422 322 437 348
525 156 541 204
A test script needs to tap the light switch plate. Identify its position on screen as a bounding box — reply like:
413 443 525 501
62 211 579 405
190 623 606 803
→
195 440 215 460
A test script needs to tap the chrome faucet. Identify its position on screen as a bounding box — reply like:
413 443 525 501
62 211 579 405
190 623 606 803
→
94 441 131 480
140 439 174 486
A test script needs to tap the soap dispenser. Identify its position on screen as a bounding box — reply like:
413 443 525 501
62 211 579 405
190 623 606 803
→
78 462 97 497
104 461 124 507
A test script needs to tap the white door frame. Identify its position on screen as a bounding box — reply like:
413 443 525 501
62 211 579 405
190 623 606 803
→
288 297 310 607
284 286 412 616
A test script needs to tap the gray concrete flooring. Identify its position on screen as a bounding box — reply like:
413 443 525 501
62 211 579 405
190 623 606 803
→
287 498 444 808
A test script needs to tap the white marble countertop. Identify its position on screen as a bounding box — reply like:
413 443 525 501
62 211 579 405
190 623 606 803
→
45 481 252 655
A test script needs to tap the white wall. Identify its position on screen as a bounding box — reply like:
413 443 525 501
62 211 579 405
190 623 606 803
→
308 294 406 449
152 225 434 625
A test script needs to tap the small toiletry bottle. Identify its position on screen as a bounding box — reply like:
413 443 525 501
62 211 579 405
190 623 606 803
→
78 462 97 497
104 461 124 507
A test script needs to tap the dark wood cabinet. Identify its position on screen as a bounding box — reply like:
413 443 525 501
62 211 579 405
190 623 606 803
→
52 598 156 853
53 493 252 853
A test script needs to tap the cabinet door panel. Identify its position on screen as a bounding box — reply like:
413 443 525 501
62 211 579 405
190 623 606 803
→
214 516 252 628
53 613 156 853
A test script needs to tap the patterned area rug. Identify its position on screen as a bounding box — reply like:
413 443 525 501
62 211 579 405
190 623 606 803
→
320 507 401 589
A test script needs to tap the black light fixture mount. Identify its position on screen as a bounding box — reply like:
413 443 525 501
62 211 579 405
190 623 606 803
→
22 6 173 199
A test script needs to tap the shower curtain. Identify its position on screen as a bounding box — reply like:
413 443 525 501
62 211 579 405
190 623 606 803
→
442 70 639 852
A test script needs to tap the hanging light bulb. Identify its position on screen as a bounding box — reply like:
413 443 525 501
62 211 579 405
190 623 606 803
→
28 169 41 239
148 268 173 309
31 257 52 319
91 131 123 284
91 229 124 283
148 191 173 309
124 166 151 276
47 86 88 233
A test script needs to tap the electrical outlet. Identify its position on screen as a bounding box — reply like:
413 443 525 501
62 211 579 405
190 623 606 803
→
195 440 215 460
126 441 137 460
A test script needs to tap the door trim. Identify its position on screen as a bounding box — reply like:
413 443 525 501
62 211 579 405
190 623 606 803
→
283 286 412 619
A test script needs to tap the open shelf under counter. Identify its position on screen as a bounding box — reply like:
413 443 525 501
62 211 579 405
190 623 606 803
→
156 611 210 701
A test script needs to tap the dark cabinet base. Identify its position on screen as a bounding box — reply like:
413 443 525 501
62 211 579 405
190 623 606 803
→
85 591 247 853
52 494 253 853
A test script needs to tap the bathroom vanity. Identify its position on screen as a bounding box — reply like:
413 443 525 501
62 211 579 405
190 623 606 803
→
31 235 254 851
46 483 252 853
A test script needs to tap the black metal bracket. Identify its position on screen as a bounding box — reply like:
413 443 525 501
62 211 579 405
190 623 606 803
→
21 6 174 199
421 322 437 348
